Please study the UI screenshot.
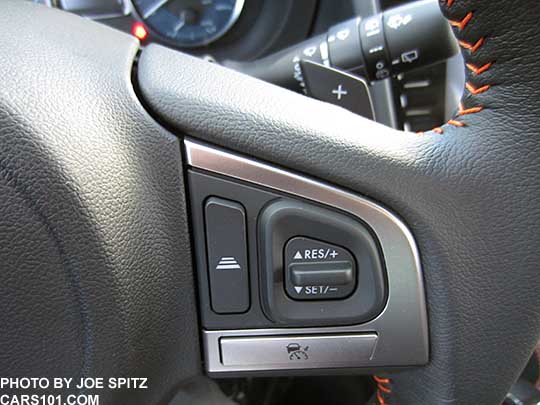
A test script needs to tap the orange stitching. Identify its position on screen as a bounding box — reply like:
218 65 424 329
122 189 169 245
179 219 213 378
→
466 82 491 95
378 383 392 393
459 37 485 53
458 105 483 115
377 390 390 405
426 0 493 135
450 11 474 30
466 62 492 75
446 100 483 127
448 119 465 127
373 376 392 405
447 104 483 127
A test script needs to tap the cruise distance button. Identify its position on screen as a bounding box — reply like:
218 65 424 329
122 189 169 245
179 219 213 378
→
205 197 250 313
284 237 357 300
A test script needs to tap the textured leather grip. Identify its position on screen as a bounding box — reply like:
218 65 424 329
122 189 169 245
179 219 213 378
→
0 2 200 404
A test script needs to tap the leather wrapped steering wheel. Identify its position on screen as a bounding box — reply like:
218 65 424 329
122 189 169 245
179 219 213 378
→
1 0 539 404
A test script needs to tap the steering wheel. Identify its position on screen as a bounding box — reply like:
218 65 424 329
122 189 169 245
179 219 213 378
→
1 0 539 404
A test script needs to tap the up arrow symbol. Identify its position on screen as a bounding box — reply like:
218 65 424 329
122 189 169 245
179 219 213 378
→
293 251 303 260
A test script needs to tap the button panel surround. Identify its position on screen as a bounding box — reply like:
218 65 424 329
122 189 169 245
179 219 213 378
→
259 199 387 326
185 139 428 376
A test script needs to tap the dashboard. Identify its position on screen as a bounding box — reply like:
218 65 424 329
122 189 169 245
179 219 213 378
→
32 0 464 132
131 0 246 48
36 0 319 61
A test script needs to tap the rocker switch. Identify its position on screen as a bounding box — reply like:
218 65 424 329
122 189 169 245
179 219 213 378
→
284 237 356 300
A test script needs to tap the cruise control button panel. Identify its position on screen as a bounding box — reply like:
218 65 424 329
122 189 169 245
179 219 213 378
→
285 237 356 300
186 140 428 376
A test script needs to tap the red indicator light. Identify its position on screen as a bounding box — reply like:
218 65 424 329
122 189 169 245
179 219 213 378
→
132 22 148 41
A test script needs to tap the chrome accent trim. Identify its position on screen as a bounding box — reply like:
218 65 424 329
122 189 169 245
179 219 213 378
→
220 333 378 368
185 139 428 373
219 0 245 45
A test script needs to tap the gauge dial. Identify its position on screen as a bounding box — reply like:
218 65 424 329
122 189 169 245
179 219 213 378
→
133 0 245 47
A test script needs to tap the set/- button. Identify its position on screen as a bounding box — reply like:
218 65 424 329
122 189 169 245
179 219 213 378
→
284 237 357 300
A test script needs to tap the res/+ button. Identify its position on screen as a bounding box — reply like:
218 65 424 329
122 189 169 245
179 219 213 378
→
284 237 357 300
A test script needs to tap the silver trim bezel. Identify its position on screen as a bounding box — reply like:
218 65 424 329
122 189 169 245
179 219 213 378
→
184 139 428 373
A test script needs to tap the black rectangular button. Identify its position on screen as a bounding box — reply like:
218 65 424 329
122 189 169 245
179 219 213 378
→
205 197 250 313
290 261 353 286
